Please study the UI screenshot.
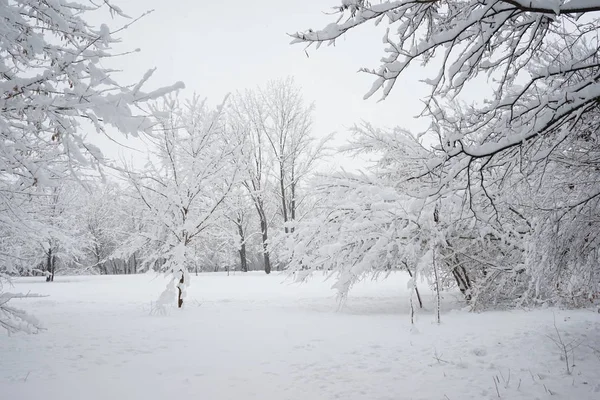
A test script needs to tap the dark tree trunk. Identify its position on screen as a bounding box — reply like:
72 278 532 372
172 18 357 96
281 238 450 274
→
46 249 55 282
290 179 296 234
45 249 51 282
260 217 271 274
177 270 184 308
50 255 55 281
94 244 104 274
239 245 248 273
236 217 248 272
253 199 271 275
279 162 289 234
434 205 473 301
446 243 472 301
403 262 423 309
452 265 472 300
130 260 133 274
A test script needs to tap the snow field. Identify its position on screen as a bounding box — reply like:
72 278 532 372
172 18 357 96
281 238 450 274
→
1 272 599 400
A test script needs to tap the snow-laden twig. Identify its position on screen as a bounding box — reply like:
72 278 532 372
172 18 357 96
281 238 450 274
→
0 292 46 335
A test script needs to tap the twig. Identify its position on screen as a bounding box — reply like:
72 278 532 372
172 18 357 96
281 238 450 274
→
585 344 600 361
498 368 511 388
433 349 450 364
545 313 582 375
493 375 501 397
543 384 555 395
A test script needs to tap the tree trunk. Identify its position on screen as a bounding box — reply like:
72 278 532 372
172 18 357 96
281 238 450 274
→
94 244 103 274
445 243 472 301
403 262 423 309
433 250 441 324
45 249 51 282
290 166 296 233
237 219 248 272
50 255 55 282
239 245 248 273
260 216 271 274
45 249 56 282
132 253 138 274
451 264 472 300
434 206 473 301
279 162 289 234
177 270 184 308
253 199 271 275
290 192 296 233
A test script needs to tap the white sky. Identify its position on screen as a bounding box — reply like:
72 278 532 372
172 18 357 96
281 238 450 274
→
89 0 434 172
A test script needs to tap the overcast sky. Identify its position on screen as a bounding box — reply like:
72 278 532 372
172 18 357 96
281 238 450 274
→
90 0 434 171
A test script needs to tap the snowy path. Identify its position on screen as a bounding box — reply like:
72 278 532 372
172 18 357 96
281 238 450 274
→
1 272 599 399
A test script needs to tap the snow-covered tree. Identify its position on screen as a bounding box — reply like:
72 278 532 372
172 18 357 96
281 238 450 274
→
80 182 127 274
0 0 183 191
221 187 256 273
112 187 149 275
257 78 331 233
0 179 90 280
285 123 528 308
123 96 239 308
226 80 330 273
283 172 417 303
0 289 44 335
291 0 600 306
0 0 182 333
227 91 277 274
37 183 89 281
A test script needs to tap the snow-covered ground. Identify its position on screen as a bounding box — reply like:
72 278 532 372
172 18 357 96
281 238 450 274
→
1 272 599 400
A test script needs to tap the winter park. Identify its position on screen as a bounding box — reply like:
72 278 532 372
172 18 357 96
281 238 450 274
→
1 0 600 399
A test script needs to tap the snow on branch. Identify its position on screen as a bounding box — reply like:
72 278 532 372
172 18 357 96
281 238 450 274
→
0 292 47 335
289 0 600 307
0 0 184 192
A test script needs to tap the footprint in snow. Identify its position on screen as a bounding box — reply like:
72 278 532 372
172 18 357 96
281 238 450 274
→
471 347 487 357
